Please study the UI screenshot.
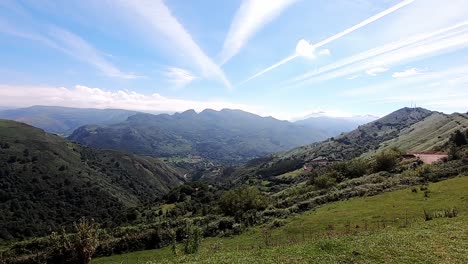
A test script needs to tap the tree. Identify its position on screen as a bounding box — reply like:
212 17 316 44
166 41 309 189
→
451 130 467 146
219 186 270 218
374 148 402 172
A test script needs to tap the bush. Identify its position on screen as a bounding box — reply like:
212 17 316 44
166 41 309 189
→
269 219 286 229
423 207 458 221
451 130 467 146
48 218 100 264
313 174 337 189
219 186 270 219
183 223 202 254
374 148 402 172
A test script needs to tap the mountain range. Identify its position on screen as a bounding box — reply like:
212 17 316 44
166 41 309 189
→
68 109 329 164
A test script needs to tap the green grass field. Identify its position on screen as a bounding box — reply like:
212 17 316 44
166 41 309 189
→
93 176 468 264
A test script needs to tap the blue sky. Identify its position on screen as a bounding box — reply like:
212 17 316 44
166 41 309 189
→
0 0 467 120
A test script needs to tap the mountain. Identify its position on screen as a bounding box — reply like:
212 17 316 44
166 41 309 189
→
0 106 140 135
281 107 435 162
370 111 468 154
294 115 378 138
0 120 183 240
231 107 468 182
69 109 328 164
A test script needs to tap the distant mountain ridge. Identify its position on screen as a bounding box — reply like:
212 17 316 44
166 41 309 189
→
69 108 330 164
294 115 378 138
0 106 140 135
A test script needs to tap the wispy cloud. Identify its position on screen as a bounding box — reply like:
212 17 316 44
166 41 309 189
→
288 21 468 85
48 27 143 79
220 0 298 65
392 67 423 78
366 66 388 76
340 65 468 114
343 65 468 97
241 0 415 84
0 2 139 79
115 0 231 88
164 67 197 88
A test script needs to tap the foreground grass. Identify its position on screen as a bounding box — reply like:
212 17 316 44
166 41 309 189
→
94 176 468 264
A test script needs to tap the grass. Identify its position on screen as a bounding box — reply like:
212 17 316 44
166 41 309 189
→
93 176 468 263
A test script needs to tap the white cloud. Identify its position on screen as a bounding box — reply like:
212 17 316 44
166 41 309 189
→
241 0 415 84
0 84 373 121
115 0 231 88
318 49 331 56
392 68 422 78
295 39 331 59
220 0 298 64
0 84 260 114
164 67 197 88
366 66 388 76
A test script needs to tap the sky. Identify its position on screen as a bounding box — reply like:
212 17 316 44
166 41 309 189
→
0 0 467 120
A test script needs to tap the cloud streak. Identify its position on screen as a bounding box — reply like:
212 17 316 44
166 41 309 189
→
288 21 468 85
220 0 298 65
0 2 139 79
241 0 415 84
115 0 231 88
392 68 422 78
164 67 197 88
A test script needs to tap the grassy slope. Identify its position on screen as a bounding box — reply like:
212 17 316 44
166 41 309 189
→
369 112 468 155
94 176 468 263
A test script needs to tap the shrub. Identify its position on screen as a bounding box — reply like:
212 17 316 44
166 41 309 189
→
374 148 402 172
269 219 286 229
219 186 270 219
313 174 337 189
423 209 433 221
451 130 467 146
183 223 202 254
48 218 100 264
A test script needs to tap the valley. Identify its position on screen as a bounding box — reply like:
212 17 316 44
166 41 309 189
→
1 106 467 263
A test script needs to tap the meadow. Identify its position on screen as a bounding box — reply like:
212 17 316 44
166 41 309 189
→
93 175 468 264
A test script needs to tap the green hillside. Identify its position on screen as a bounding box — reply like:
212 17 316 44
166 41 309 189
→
93 176 468 263
0 120 183 240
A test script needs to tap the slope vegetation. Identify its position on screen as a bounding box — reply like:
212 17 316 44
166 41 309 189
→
374 112 468 153
0 120 183 240
93 176 468 263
